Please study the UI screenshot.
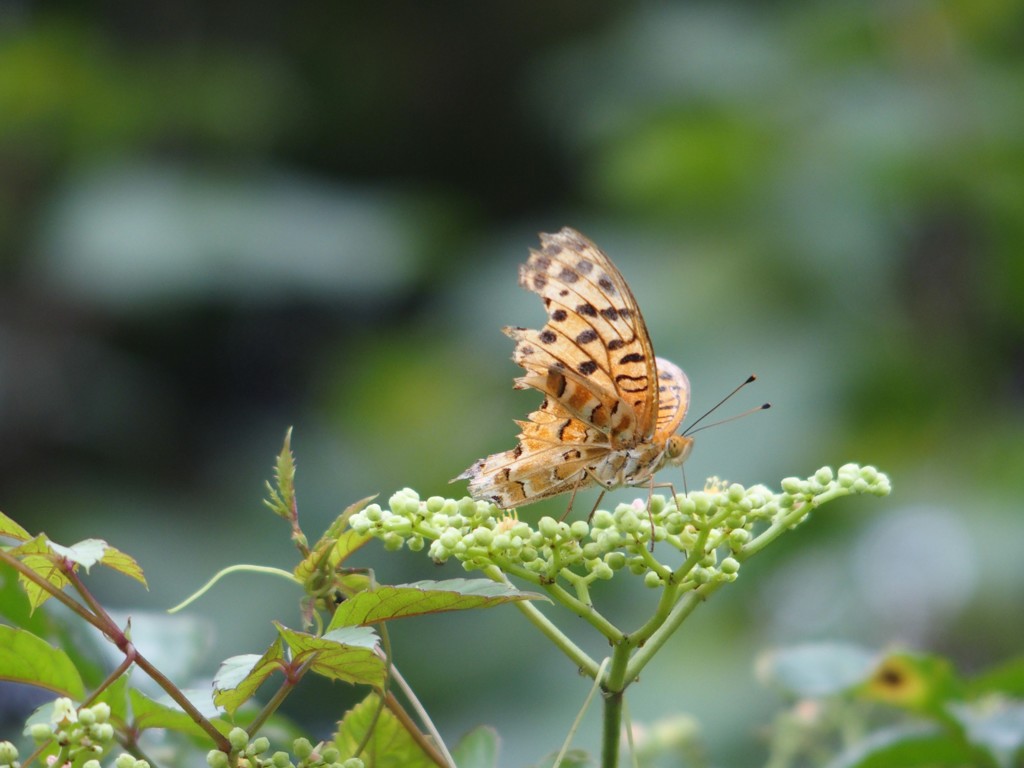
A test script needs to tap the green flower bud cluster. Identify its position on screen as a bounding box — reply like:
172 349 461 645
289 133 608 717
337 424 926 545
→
210 734 353 768
113 755 150 768
349 466 889 587
28 699 116 766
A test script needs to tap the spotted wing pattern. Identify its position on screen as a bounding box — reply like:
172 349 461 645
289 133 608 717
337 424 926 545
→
455 227 691 509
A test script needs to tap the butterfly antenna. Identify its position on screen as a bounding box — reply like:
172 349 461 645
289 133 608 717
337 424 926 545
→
685 402 771 436
683 374 762 436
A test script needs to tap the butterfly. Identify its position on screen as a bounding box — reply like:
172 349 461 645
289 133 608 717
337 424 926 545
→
455 227 694 512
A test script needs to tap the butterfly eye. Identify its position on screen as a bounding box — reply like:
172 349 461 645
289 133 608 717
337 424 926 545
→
666 435 694 464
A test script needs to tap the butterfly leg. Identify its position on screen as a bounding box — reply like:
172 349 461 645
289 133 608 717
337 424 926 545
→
561 472 589 522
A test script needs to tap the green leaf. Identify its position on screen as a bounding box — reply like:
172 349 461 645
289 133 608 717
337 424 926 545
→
277 624 386 688
969 656 1024 698
328 578 546 630
12 536 68 610
293 495 377 588
0 625 84 698
213 637 286 715
130 687 230 738
264 427 297 521
825 723 981 768
948 697 1024 768
452 725 500 768
99 544 147 587
758 642 878 697
334 692 435 768
858 651 964 716
0 510 31 541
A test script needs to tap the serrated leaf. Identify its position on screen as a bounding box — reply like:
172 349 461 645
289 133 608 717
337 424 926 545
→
12 536 67 610
48 539 108 571
0 625 84 699
452 725 500 768
264 428 297 520
335 692 435 768
99 545 147 587
277 624 386 688
758 642 878 698
130 687 230 738
0 510 31 541
294 496 377 587
328 578 546 630
213 638 286 715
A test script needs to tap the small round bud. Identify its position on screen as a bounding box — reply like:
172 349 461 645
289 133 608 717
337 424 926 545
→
89 702 111 723
604 551 626 570
853 478 869 493
643 571 662 588
228 727 249 751
343 759 365 768
720 557 740 574
591 561 614 580
727 484 745 503
206 750 230 768
30 723 52 742
293 738 314 759
472 527 493 546
271 752 292 768
699 551 717 567
538 516 559 538
780 477 803 494
570 520 589 539
690 493 711 515
628 556 647 575
426 496 445 513
90 723 114 742
83 761 102 768
520 546 538 562
251 737 270 754
691 567 711 584
407 535 425 551
382 532 404 551
728 529 750 549
0 742 18 763
815 467 834 485
78 708 97 726
321 747 340 762
591 509 614 528
363 504 383 522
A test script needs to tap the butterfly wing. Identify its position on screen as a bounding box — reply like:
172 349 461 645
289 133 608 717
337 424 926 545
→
506 228 660 448
455 395 608 508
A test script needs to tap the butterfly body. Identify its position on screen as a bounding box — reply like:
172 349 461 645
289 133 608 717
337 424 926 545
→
456 227 693 510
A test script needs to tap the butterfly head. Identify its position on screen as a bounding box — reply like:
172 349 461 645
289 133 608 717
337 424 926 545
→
665 434 694 467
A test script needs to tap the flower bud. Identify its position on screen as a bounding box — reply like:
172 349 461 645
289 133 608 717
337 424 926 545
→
720 557 740 574
206 751 229 768
292 738 314 759
271 752 293 768
321 747 340 762
250 737 269 754
0 742 18 763
643 571 662 588
815 467 834 485
30 723 52 742
780 477 803 494
538 516 559 538
570 520 590 539
604 552 626 570
83 761 102 768
228 727 249 751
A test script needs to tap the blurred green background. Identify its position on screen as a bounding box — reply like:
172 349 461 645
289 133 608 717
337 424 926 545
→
2 2 1023 763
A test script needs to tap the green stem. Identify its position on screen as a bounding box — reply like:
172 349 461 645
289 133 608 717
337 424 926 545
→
482 566 602 678
600 643 633 768
625 580 726 682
